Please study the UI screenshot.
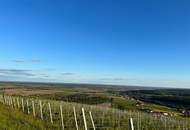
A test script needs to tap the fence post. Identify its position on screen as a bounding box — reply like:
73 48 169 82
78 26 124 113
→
89 111 96 130
48 102 53 124
21 98 24 112
7 96 10 106
5 95 7 105
1 95 3 103
32 100 36 117
13 97 16 108
12 97 15 108
73 106 79 130
27 99 30 114
0 95 2 103
3 95 5 104
10 96 13 107
39 100 43 120
2 95 5 104
4 96 7 105
6 96 9 105
8 96 11 106
60 104 64 130
82 108 88 130
17 97 20 109
129 118 134 130
6 96 8 105
11 96 15 108
7 96 9 105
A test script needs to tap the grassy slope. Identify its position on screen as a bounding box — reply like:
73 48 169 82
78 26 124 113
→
0 97 190 130
0 103 53 130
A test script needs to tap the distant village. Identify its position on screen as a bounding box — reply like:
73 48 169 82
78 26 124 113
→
135 100 190 118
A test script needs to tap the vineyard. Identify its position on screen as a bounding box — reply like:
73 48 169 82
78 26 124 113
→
0 94 189 130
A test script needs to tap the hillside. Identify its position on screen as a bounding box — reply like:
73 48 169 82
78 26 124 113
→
0 94 190 130
0 103 52 130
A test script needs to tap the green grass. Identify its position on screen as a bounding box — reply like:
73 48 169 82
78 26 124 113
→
0 103 54 130
111 97 138 110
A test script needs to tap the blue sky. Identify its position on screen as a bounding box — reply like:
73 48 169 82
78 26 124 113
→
0 0 190 88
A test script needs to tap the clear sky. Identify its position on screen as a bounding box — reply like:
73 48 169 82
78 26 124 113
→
0 0 190 88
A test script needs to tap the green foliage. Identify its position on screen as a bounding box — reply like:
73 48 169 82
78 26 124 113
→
36 93 111 105
111 97 138 110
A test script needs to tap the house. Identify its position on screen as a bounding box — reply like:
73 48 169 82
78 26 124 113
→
182 110 190 117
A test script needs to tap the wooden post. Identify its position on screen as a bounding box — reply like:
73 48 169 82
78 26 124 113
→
7 96 9 106
129 118 134 130
21 98 24 112
14 97 16 108
8 96 10 105
13 97 16 108
3 95 5 104
5 96 7 105
39 100 43 120
89 111 96 130
4 96 6 105
1 95 3 103
3 95 6 105
82 108 88 130
2 95 4 103
26 99 30 114
10 96 13 107
1 95 4 104
11 96 14 108
0 95 2 103
12 97 15 108
8 96 10 106
10 96 12 106
17 97 20 109
73 106 79 130
32 100 36 117
48 102 53 124
60 104 64 130
7 96 9 105
6 96 8 105
3 95 6 104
